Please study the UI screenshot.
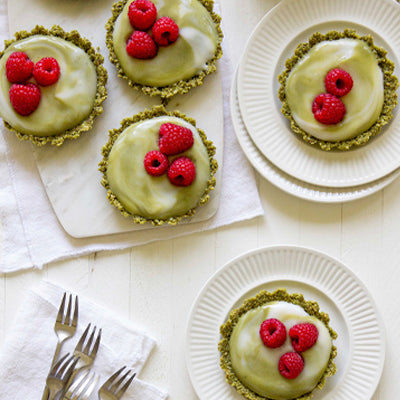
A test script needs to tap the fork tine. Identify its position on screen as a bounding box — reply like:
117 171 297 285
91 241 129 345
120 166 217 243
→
64 294 73 325
90 328 101 358
72 296 79 328
63 356 80 381
56 292 66 323
82 326 96 354
78 372 99 400
75 323 91 352
110 369 130 392
57 354 75 377
50 352 69 375
116 372 136 398
102 366 126 390
67 370 89 394
74 371 94 398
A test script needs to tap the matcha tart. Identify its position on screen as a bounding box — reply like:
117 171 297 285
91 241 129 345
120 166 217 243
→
278 29 398 151
106 0 223 100
0 25 107 146
99 105 218 226
219 288 337 400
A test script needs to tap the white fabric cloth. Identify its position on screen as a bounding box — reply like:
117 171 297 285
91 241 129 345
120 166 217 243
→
0 2 263 273
0 281 168 400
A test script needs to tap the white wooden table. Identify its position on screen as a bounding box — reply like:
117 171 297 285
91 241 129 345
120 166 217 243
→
1 0 399 398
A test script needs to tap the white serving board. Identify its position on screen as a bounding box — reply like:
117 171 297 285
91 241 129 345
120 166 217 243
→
7 0 223 238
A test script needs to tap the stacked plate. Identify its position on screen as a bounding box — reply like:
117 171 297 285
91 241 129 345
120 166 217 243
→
232 0 400 203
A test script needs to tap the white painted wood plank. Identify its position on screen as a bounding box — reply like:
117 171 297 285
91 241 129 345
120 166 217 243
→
129 241 174 393
257 178 301 247
86 250 131 320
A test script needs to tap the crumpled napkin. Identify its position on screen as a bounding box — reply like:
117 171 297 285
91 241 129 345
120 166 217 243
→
0 281 168 400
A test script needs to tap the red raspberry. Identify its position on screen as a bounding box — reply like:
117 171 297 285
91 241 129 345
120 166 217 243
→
167 156 196 186
152 17 179 47
5 52 34 83
9 83 41 116
159 123 194 155
312 93 346 125
325 68 353 97
289 323 319 352
126 31 158 59
144 150 169 176
33 57 60 86
128 0 157 31
278 352 304 379
259 318 287 348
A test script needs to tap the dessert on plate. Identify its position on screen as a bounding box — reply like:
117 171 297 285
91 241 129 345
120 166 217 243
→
106 0 223 99
0 25 107 146
219 288 337 400
278 29 398 151
99 105 218 226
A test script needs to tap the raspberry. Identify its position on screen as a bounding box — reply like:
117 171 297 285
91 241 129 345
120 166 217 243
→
278 352 304 379
325 68 353 97
289 323 319 352
126 31 158 59
9 83 41 116
128 0 157 31
312 93 346 125
159 123 194 155
152 17 179 47
5 52 34 83
144 150 169 176
33 57 60 86
167 156 196 186
259 318 287 348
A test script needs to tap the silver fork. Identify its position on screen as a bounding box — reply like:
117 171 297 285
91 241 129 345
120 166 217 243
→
63 370 99 400
65 323 102 389
42 292 79 400
98 367 136 400
46 353 80 400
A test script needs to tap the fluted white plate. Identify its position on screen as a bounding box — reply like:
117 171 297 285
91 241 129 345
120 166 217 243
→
238 0 400 188
186 245 385 400
232 68 400 203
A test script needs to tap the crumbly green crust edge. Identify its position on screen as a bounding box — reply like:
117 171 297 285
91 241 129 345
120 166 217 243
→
278 29 399 151
99 104 218 226
105 0 223 100
0 25 108 147
218 288 338 400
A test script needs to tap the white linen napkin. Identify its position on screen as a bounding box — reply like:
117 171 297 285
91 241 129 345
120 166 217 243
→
0 281 168 400
0 1 263 273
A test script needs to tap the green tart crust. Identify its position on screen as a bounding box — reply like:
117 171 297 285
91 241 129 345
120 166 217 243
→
105 0 223 100
99 105 218 226
0 25 108 146
278 29 398 151
218 288 337 400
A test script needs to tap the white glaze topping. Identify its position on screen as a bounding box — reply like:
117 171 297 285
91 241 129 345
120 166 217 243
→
229 302 332 400
0 35 97 137
286 38 384 142
106 116 211 219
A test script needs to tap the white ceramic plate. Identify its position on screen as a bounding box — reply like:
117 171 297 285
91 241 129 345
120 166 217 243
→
237 0 400 188
186 245 385 400
232 69 400 203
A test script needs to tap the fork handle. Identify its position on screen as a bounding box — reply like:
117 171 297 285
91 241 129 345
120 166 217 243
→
41 341 63 400
41 387 50 400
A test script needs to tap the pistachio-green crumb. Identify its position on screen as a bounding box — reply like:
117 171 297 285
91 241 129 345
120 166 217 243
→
99 104 218 226
218 288 337 400
1 25 108 147
278 29 398 151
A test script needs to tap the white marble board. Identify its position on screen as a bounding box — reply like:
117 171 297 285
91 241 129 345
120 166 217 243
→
7 0 223 238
